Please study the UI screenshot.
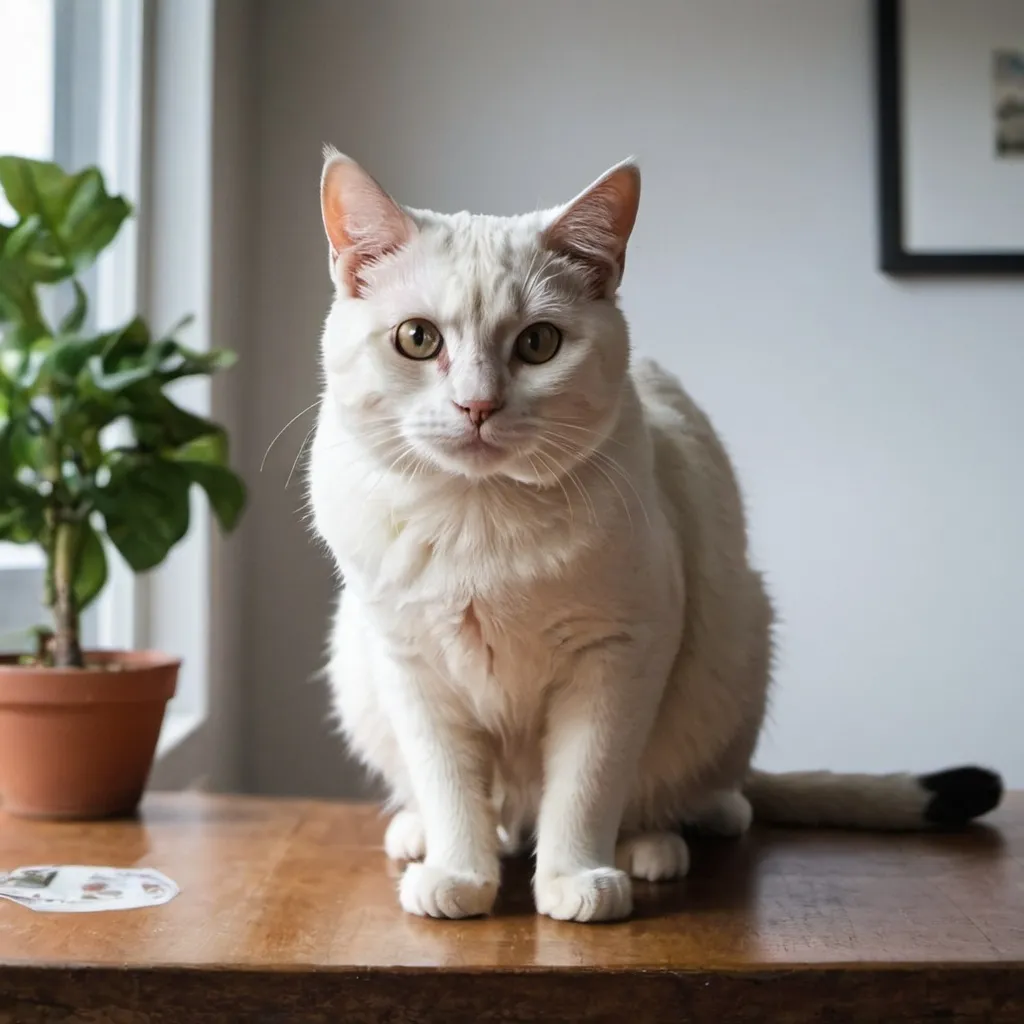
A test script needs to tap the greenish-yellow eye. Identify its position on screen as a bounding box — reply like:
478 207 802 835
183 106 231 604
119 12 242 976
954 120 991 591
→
514 322 562 365
395 319 443 360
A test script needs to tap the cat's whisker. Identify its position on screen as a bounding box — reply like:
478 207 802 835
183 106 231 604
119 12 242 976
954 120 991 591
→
285 425 317 489
316 424 409 457
543 434 630 533
531 447 575 531
261 400 321 472
547 419 628 449
586 449 653 530
537 438 598 527
318 433 397 454
545 429 653 530
565 467 598 528
407 447 432 484
363 443 424 503
327 436 416 497
587 454 634 536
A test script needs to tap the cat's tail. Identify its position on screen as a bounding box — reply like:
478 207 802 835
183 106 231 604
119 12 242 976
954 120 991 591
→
744 765 1003 830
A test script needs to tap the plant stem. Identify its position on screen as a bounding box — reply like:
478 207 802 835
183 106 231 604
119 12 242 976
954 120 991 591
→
51 520 84 668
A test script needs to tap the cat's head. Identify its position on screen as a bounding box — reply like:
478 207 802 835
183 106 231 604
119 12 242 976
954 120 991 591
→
318 148 640 483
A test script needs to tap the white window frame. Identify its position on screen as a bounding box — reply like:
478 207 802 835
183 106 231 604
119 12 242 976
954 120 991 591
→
59 0 217 760
0 0 55 584
3 0 234 782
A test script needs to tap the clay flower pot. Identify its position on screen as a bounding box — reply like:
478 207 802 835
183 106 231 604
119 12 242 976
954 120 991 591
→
0 651 179 819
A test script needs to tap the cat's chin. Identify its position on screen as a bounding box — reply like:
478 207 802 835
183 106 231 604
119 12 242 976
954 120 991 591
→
428 436 516 479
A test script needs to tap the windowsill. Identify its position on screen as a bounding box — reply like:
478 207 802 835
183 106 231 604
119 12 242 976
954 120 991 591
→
156 708 205 758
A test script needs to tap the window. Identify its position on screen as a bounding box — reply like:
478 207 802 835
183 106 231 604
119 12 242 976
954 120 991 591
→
0 0 57 648
0 0 54 197
1 0 112 652
2 0 224 773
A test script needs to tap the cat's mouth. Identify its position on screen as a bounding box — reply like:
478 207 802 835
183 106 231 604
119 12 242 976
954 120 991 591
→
456 433 500 453
427 429 514 476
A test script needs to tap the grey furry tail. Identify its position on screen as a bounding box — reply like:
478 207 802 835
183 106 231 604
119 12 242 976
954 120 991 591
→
744 765 1003 830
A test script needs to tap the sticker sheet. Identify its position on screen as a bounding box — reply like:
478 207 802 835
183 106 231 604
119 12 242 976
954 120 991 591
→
0 865 179 912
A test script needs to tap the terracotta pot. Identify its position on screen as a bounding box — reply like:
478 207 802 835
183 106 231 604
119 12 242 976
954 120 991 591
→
0 651 179 820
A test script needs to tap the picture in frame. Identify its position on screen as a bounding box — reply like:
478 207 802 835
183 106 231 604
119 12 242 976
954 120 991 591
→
876 0 1024 274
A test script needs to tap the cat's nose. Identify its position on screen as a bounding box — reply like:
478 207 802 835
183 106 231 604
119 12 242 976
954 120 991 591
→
454 399 503 427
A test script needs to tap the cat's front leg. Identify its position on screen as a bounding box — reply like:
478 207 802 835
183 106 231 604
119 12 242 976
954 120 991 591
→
533 647 663 923
379 656 500 919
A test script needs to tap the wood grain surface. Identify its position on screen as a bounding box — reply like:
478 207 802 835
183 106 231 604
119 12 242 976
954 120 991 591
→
0 792 1021 1022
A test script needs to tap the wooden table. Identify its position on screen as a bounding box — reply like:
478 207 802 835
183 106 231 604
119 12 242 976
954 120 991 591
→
0 793 1021 1023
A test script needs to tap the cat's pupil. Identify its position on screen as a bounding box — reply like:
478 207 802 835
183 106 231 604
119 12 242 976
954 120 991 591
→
413 325 425 347
528 332 540 350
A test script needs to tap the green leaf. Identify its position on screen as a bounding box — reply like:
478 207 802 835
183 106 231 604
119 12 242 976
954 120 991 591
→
130 395 225 450
85 355 154 392
96 457 191 571
75 522 108 611
158 345 237 384
180 461 246 531
41 333 107 384
0 157 131 276
0 345 49 391
59 280 88 334
99 315 150 366
169 430 245 529
4 214 43 257
0 255 48 336
173 431 228 465
0 483 45 545
3 417 46 472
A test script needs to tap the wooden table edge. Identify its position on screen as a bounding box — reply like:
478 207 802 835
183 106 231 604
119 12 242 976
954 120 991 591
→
1 962 1022 1024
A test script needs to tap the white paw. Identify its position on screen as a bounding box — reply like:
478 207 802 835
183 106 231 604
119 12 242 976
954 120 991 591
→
534 867 633 922
692 791 753 837
615 831 690 881
398 863 497 919
384 810 426 862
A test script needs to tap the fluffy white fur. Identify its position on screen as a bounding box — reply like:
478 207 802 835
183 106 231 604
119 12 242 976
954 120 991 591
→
310 151 998 922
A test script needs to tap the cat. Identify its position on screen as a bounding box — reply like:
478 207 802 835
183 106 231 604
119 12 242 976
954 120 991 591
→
309 147 1003 922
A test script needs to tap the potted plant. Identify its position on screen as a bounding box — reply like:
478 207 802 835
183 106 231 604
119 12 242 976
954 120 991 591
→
0 156 245 819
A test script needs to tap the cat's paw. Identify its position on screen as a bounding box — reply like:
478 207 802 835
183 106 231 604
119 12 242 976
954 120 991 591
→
689 790 753 837
384 810 426 862
398 863 498 919
615 831 690 881
534 867 633 922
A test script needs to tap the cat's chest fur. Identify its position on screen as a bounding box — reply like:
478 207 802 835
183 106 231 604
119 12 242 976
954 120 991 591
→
339 484 631 732
415 592 547 730
360 525 582 730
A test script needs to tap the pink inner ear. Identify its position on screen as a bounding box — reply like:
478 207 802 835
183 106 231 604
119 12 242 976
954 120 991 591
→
321 153 415 296
543 162 641 298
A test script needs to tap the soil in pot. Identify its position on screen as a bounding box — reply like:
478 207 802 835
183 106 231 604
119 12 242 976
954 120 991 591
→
0 651 179 819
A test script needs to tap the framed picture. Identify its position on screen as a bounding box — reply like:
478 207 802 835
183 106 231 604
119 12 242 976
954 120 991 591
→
876 0 1024 274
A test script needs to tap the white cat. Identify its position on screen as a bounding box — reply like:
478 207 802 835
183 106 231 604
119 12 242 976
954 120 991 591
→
309 149 1002 922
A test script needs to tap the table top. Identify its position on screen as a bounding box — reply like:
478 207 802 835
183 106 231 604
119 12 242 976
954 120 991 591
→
1 792 1022 1023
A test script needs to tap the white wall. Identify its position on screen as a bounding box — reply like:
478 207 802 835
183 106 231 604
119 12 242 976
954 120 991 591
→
242 0 1024 796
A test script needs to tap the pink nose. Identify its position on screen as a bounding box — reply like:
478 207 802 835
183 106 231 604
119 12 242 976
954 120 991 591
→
454 399 503 427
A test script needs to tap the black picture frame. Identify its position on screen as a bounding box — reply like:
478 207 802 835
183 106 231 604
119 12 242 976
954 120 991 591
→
876 0 1024 275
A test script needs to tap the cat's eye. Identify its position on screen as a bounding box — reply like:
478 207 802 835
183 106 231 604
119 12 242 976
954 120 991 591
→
395 319 443 360
514 322 562 365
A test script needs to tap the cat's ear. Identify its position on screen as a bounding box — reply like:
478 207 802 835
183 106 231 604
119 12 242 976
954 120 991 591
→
320 147 417 296
543 159 641 298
